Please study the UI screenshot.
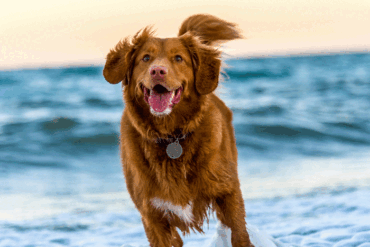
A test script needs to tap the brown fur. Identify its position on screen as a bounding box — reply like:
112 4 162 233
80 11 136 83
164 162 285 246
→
103 14 252 247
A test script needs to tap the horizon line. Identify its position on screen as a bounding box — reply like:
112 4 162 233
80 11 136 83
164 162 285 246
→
1 49 369 72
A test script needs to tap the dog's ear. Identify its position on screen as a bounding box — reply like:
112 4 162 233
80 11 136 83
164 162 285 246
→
103 38 133 85
103 27 154 85
178 14 242 46
195 46 221 95
180 33 221 95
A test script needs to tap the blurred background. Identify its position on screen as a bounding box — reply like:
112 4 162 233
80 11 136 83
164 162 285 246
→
1 0 370 247
1 0 370 69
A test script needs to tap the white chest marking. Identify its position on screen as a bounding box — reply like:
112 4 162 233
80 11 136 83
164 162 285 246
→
150 197 193 224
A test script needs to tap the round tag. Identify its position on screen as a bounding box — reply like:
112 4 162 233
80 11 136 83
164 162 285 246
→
166 140 183 159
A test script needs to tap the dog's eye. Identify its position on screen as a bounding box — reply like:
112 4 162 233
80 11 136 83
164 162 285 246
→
175 55 183 62
142 55 150 62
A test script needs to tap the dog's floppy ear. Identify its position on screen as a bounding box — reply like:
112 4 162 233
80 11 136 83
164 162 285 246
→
178 14 242 46
103 38 133 85
180 33 221 95
195 46 221 95
103 27 154 85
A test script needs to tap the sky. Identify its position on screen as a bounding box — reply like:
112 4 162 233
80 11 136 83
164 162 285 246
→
1 0 370 70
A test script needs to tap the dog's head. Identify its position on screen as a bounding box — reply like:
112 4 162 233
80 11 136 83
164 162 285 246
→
103 14 241 119
103 29 221 118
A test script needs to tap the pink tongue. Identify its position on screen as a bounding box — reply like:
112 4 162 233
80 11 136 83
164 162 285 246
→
148 90 173 112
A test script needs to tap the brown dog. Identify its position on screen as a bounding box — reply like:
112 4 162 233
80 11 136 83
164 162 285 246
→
103 14 253 247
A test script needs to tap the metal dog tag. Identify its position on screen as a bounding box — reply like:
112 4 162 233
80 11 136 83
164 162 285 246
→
166 139 183 159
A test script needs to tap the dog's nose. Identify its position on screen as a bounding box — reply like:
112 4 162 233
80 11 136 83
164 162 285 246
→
150 66 167 80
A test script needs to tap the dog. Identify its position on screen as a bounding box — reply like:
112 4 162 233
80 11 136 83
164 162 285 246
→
103 14 253 247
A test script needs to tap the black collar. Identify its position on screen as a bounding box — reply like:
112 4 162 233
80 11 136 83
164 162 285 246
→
153 129 192 144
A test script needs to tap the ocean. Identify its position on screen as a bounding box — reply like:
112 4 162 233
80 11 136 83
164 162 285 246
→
1 52 370 247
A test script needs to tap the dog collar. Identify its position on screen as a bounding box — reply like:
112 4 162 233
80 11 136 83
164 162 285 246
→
153 130 192 159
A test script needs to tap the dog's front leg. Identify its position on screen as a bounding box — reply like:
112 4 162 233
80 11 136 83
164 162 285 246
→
142 215 183 247
214 190 254 247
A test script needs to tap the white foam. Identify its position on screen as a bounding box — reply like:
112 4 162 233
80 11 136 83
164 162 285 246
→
208 222 286 247
2 188 370 247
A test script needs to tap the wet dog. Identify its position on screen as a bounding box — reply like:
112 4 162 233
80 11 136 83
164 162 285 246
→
103 14 253 247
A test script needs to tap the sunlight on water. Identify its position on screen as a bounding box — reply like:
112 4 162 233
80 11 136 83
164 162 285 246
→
239 153 370 199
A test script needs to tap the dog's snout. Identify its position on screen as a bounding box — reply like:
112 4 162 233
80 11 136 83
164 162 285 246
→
150 66 167 80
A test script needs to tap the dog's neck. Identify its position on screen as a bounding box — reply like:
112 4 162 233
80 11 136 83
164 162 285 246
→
152 129 193 144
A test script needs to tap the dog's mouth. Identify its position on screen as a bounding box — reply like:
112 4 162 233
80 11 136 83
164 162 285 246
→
142 84 183 113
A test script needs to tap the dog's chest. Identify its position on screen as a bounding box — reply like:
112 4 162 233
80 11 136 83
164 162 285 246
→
150 197 193 224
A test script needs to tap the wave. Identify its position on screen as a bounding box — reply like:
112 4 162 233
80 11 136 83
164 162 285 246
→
1 53 370 169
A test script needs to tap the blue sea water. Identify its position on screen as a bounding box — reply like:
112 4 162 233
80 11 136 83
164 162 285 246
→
1 52 370 247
